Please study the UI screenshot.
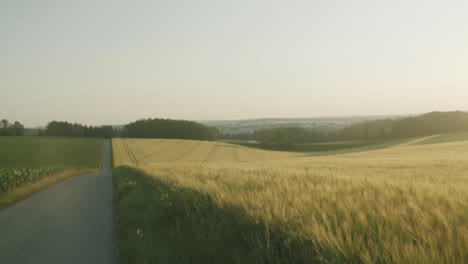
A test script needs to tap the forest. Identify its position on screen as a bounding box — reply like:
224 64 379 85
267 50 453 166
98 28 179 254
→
45 121 115 138
121 118 219 141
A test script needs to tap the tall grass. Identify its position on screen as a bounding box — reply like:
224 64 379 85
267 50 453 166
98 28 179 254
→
113 138 468 263
115 166 316 263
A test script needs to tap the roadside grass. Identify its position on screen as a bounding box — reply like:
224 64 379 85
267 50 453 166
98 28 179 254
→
0 169 92 209
114 166 317 264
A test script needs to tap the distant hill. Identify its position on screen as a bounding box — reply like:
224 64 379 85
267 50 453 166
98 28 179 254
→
392 111 468 137
250 111 468 148
200 115 401 135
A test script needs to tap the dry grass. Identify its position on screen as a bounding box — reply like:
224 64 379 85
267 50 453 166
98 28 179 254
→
0 169 92 209
113 138 468 263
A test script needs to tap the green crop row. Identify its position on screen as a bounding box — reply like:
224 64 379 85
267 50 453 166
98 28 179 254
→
0 137 103 195
0 167 64 195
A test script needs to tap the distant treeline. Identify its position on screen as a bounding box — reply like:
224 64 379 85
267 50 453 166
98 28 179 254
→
8 111 468 143
392 111 468 137
247 111 468 148
336 111 468 141
45 121 115 138
26 118 219 141
1 119 25 136
121 118 219 141
252 127 325 149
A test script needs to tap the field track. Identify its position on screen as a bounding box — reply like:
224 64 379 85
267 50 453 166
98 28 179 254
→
0 140 114 264
121 138 139 165
392 134 440 147
233 146 240 162
202 144 219 163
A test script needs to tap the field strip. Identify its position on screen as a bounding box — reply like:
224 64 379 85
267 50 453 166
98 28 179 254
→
393 135 440 148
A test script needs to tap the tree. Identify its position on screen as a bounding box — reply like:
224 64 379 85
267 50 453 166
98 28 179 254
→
0 119 26 136
1 119 8 135
1 119 8 129
13 121 25 136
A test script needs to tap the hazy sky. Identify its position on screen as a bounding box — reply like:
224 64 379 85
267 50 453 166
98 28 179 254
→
1 0 467 127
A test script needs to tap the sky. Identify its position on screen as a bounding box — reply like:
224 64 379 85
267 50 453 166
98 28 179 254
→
1 0 467 127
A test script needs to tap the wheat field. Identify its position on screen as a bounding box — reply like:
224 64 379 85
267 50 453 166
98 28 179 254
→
113 138 468 263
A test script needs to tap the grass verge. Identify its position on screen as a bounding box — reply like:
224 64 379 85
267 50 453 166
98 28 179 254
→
114 166 326 264
0 169 92 209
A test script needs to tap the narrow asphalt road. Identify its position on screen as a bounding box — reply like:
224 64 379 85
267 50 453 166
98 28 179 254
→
0 140 114 264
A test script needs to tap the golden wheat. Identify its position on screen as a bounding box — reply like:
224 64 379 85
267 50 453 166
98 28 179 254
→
113 138 468 263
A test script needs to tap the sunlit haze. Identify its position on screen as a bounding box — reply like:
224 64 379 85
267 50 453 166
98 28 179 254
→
1 0 467 127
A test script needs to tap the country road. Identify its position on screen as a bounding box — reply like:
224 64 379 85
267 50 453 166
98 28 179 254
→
0 140 114 264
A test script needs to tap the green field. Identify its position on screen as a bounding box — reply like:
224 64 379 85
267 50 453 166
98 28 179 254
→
416 132 468 145
0 137 103 201
113 138 468 263
224 137 416 156
222 139 378 152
